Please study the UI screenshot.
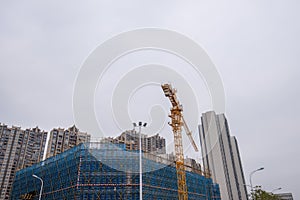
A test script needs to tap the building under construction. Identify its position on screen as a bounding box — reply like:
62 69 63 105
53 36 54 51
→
11 142 220 200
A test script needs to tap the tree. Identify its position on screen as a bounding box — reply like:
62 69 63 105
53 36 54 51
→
250 186 280 200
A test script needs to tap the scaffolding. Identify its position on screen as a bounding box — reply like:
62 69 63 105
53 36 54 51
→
11 142 220 200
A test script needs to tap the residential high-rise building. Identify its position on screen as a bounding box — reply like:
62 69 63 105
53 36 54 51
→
114 130 166 154
198 111 248 200
184 157 202 174
0 124 47 200
230 136 248 199
46 125 90 158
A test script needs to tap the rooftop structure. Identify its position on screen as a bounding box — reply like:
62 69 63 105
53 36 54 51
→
276 192 294 200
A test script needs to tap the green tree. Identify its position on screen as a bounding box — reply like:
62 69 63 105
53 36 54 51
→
250 186 280 200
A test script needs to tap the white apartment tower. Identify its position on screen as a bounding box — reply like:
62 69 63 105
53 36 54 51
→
199 111 248 200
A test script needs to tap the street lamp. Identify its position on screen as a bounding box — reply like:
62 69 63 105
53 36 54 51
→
32 174 43 200
133 121 147 200
271 187 282 193
250 167 264 191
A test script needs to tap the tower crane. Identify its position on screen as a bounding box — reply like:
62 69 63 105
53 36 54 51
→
161 83 199 200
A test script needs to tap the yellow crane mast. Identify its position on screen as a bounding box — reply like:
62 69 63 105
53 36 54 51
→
161 83 199 200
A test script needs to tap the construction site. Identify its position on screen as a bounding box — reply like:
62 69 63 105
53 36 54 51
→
11 142 220 199
10 84 221 199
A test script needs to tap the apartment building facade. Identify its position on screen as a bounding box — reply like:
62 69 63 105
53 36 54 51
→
0 124 47 200
46 125 91 158
114 130 166 154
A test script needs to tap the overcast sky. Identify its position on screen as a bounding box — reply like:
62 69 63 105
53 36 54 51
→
1 0 299 198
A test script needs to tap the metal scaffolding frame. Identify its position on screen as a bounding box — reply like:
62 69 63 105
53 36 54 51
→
11 142 220 200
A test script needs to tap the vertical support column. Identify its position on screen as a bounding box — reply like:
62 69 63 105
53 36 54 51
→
170 107 188 200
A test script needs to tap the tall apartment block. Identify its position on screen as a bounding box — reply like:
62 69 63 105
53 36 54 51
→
198 111 248 200
46 125 91 158
0 124 47 200
114 130 166 154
